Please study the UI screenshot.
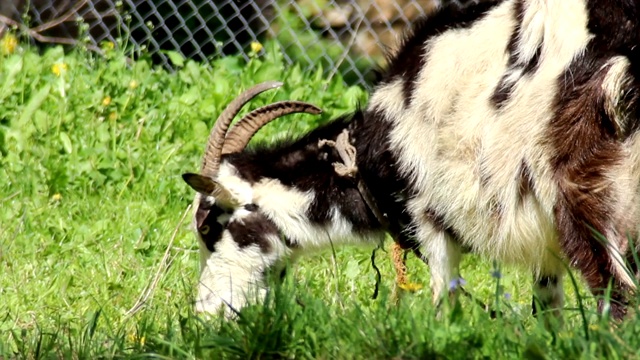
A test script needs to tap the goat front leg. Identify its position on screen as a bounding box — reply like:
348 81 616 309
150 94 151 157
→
420 225 462 310
532 272 565 317
531 266 564 329
531 251 566 321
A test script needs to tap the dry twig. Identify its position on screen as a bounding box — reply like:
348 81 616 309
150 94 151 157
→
31 0 90 33
0 0 117 55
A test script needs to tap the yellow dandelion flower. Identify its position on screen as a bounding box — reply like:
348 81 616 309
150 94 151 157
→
102 96 112 106
398 282 423 292
127 333 145 346
101 41 115 51
1 33 18 55
51 62 68 77
250 41 263 53
51 193 62 201
109 112 118 121
129 80 138 89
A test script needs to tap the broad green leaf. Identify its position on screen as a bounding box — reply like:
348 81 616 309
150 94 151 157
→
344 259 361 279
343 86 366 107
59 132 72 154
18 84 50 126
179 87 200 105
0 55 22 100
166 51 185 68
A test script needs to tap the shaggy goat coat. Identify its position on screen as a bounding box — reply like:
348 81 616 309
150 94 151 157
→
186 0 640 319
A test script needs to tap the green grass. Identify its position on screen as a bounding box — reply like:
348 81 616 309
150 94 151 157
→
2 41 640 359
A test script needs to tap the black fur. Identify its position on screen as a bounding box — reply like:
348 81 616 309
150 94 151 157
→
492 0 542 109
197 204 226 252
227 213 279 252
217 109 413 250
585 0 640 139
218 109 418 251
350 111 417 249
227 114 383 234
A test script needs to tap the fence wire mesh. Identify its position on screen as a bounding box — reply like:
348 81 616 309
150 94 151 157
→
0 0 464 87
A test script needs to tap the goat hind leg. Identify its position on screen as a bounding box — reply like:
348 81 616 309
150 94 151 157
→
556 204 632 320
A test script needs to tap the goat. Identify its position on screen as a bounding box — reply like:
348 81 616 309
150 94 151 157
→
182 0 640 320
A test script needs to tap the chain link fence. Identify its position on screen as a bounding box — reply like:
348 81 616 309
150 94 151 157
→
0 0 458 87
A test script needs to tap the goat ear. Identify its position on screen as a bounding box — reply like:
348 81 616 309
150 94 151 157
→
182 173 241 208
182 173 218 194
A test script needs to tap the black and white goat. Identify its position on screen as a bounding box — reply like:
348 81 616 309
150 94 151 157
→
183 0 640 320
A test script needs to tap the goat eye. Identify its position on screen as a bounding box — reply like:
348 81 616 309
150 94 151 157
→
200 225 210 235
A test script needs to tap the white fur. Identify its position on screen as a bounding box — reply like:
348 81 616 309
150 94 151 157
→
421 227 462 302
217 163 254 205
194 162 276 316
196 231 286 316
602 56 633 136
370 0 594 302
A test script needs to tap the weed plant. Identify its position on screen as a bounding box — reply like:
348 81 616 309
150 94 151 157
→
1 40 640 359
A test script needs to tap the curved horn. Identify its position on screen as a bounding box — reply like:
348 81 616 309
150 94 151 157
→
221 101 323 155
201 81 283 176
